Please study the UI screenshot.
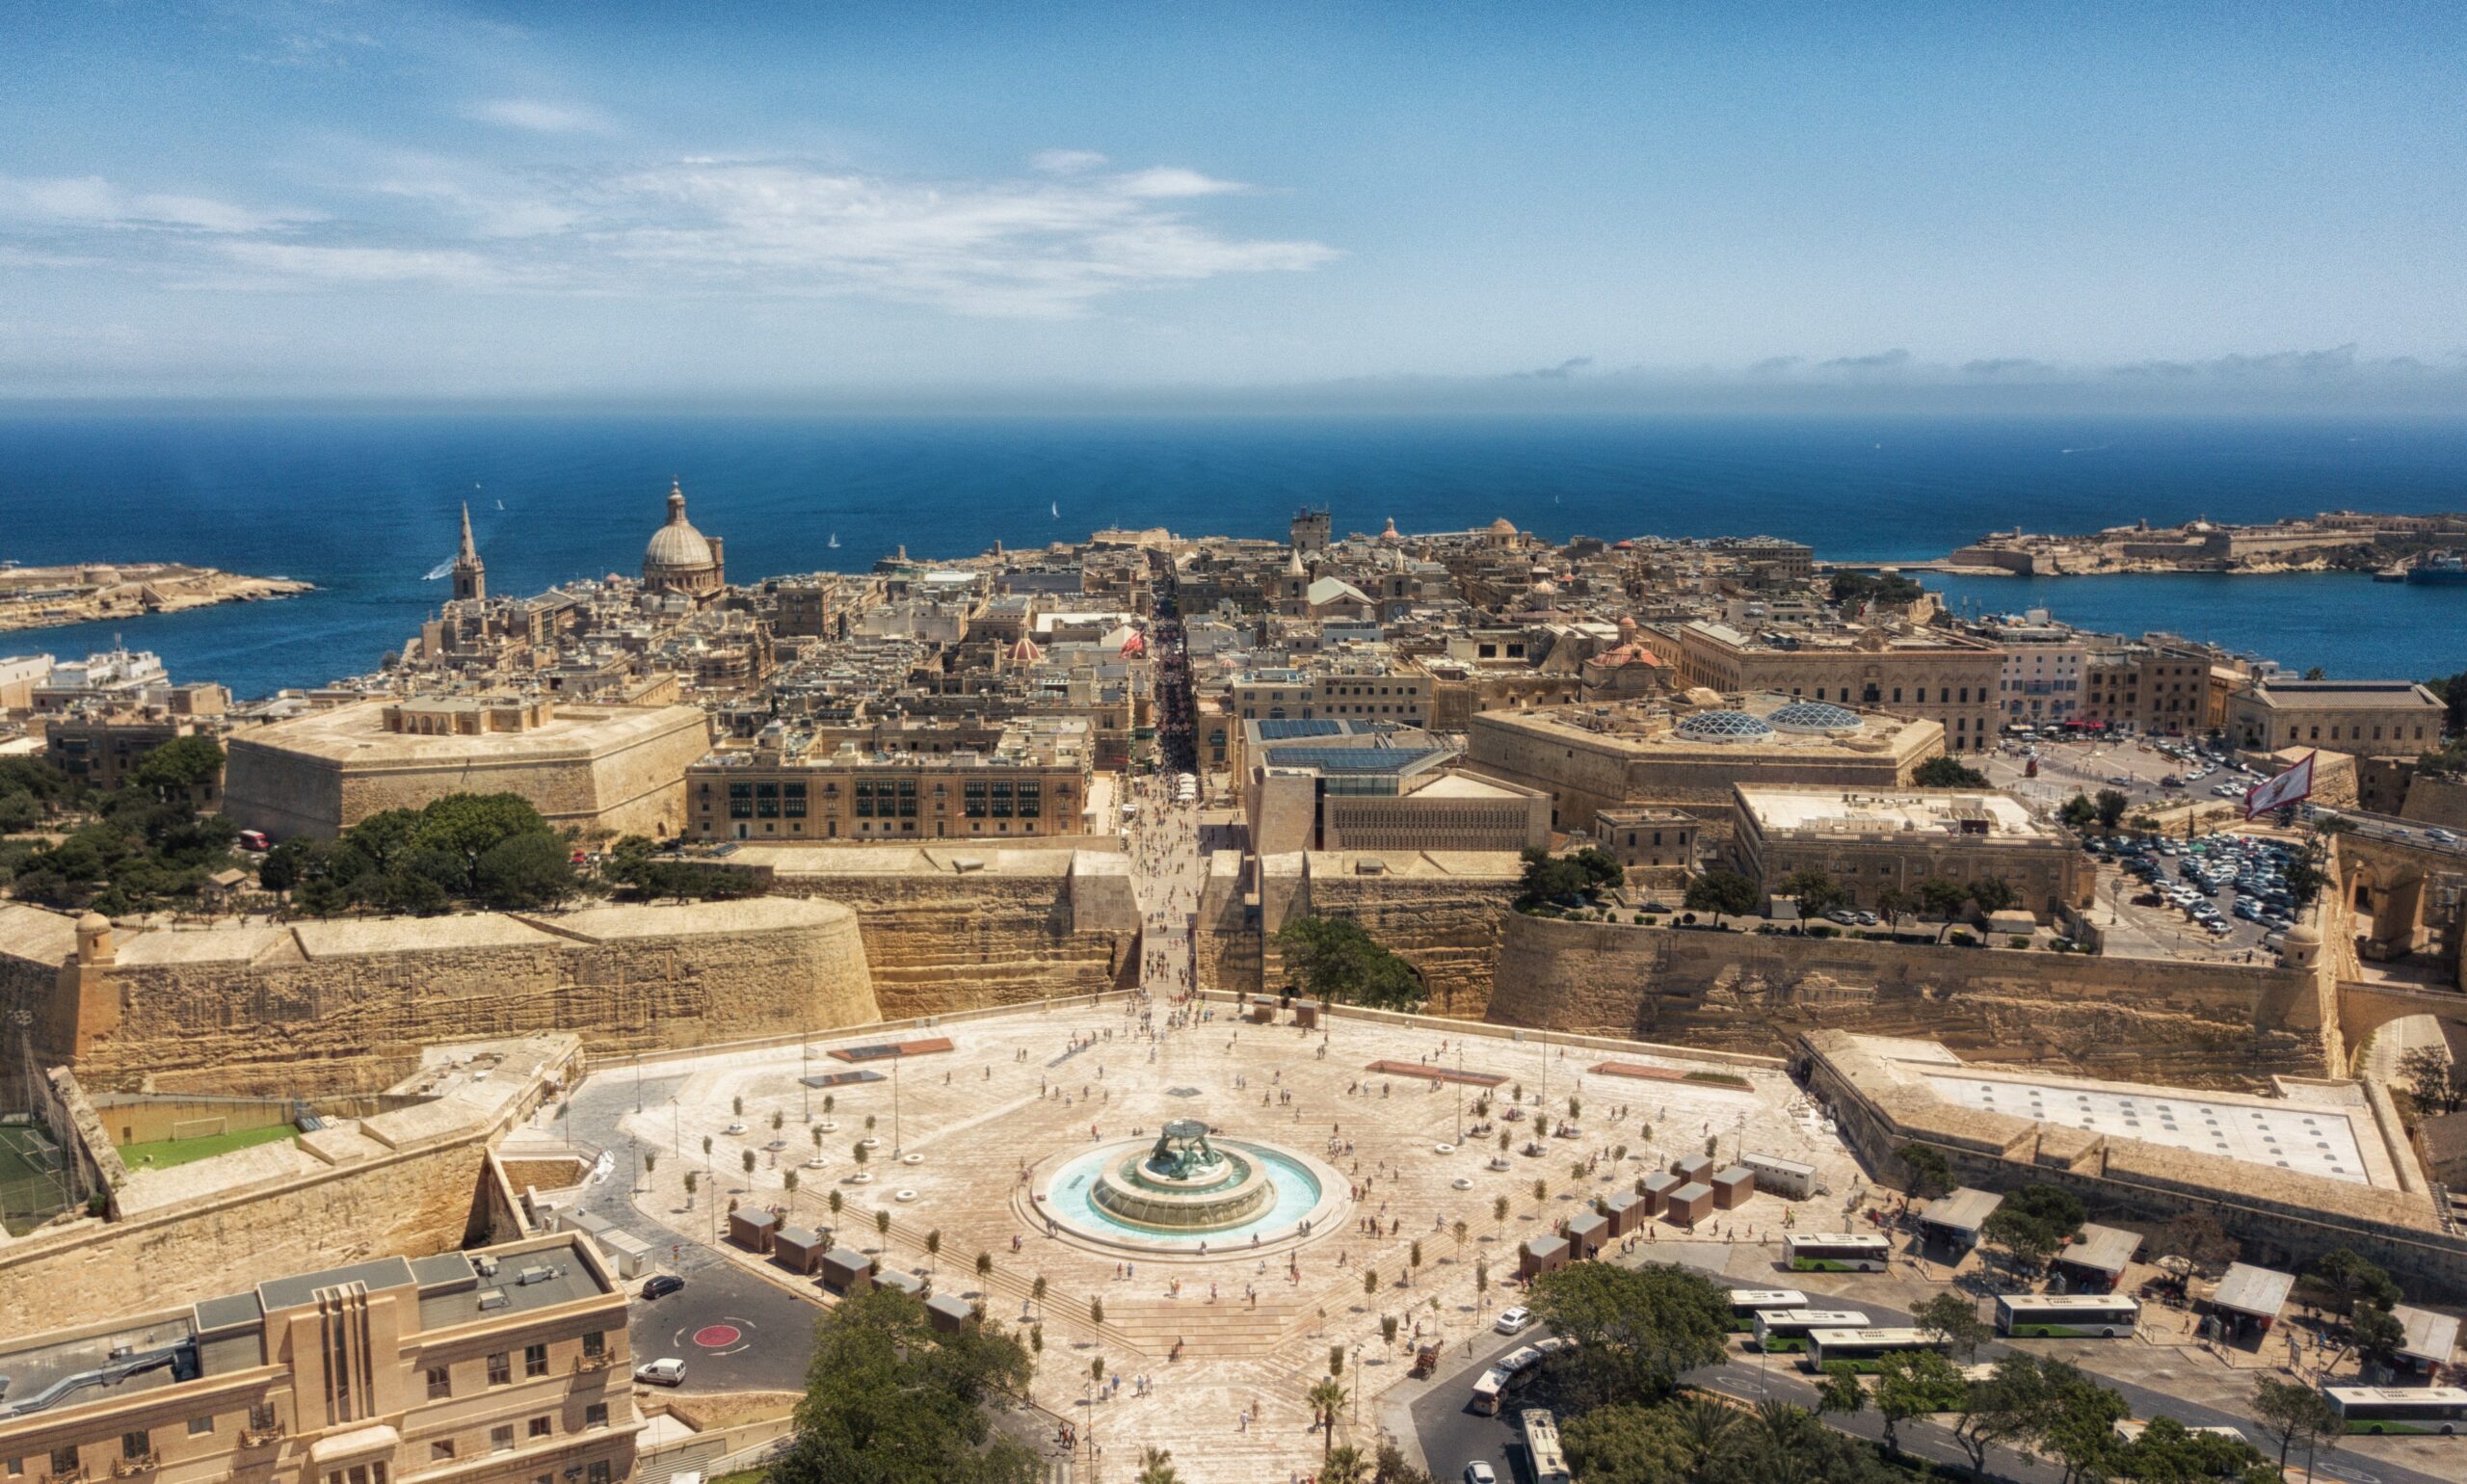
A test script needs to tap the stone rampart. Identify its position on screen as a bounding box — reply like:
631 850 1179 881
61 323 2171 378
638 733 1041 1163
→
1489 913 2328 1089
1292 857 1520 1019
0 899 876 1099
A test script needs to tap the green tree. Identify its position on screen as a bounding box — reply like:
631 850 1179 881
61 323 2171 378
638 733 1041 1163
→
2114 1415 2269 1484
1319 1444 1372 1484
1917 876 1975 940
1683 869 1762 928
1559 1402 1699 1484
410 792 556 893
473 829 577 909
2095 788 2131 832
1916 1291 1991 1363
1816 1361 1868 1424
2397 1046 2467 1115
1872 883 1911 930
767 1285 1040 1484
1777 866 1846 925
1979 1184 2086 1276
2250 1376 2342 1471
1872 1347 1967 1454
1897 1141 1954 1198
1525 1261 1729 1410
2155 1209 2240 1274
2352 1302 2405 1373
1951 1355 2055 1480
1916 755 1990 788
1274 915 1426 1011
1969 876 2018 916
130 734 225 798
2058 793 2099 832
2032 1358 2129 1484
2306 1248 2401 1319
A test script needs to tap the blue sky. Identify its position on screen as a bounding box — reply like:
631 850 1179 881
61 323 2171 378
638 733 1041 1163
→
3 1 2462 404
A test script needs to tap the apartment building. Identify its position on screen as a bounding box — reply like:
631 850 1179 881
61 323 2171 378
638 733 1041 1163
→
685 719 1094 841
1229 661 1431 729
0 1233 637 1484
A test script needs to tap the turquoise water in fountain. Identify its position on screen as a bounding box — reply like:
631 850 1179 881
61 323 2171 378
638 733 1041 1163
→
1048 1141 1324 1246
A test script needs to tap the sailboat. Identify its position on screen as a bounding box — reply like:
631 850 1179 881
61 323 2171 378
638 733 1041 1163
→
1050 501 1060 519
828 533 840 549
495 500 505 511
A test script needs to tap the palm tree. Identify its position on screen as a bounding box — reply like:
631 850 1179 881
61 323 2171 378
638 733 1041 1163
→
1307 1378 1348 1459
1320 1443 1371 1484
1136 1446 1180 1484
782 1169 799 1216
1674 1393 1744 1479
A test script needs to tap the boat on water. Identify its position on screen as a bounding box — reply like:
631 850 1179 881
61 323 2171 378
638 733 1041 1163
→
828 533 840 549
2404 550 2467 585
1051 501 1060 518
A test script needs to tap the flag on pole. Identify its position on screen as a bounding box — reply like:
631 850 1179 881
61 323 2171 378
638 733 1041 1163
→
2242 752 2316 819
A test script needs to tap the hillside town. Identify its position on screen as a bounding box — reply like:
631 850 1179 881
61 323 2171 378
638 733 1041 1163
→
3 488 2466 1484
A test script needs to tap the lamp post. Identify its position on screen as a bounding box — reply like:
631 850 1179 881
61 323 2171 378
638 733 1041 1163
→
802 1038 811 1125
633 1050 642 1114
892 1054 904 1158
1454 1041 1464 1144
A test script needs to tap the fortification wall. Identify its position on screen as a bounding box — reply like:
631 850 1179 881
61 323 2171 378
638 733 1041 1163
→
1489 914 2328 1089
1294 868 1517 1020
763 869 1130 1017
2 901 877 1099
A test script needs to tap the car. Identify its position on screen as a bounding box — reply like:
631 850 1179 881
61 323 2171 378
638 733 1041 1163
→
641 1274 685 1300
634 1358 687 1387
724 1122 747 1135
2430 828 2461 845
2108 775 2134 785
1825 909 1857 925
1854 911 1878 926
1495 1307 1533 1335
1465 1465 1499 1484
236 829 270 852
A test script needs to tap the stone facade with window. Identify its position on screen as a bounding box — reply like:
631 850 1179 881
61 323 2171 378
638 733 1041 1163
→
687 754 1091 841
2228 679 2446 758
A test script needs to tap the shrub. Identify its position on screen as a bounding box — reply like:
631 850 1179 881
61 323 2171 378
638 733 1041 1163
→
2007 936 2032 949
1949 930 1976 946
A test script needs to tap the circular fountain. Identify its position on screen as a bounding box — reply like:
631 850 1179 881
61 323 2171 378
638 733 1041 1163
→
1038 1120 1342 1253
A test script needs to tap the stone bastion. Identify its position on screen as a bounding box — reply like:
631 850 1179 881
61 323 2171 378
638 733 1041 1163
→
0 897 878 1100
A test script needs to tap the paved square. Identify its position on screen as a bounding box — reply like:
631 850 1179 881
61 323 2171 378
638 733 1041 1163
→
616 1001 1865 1482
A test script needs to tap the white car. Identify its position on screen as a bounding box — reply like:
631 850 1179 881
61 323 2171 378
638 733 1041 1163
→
1495 1306 1533 1335
634 1357 687 1387
1465 1465 1499 1484
724 1122 747 1135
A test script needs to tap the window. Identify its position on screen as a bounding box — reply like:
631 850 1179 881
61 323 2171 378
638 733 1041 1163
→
756 781 781 818
585 1403 610 1431
249 1402 278 1432
582 1332 606 1360
120 1431 150 1461
528 1417 552 1440
727 780 753 819
491 1425 516 1454
426 1365 452 1400
188 1416 215 1437
589 1464 614 1484
50 1449 79 1479
524 1342 548 1378
784 781 807 819
431 1441 456 1462
487 1351 511 1386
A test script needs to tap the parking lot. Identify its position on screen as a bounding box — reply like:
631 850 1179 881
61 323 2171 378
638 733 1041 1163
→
2095 831 2304 963
1982 730 2271 820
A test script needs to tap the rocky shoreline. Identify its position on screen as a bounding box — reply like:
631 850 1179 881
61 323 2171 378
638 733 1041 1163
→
0 562 313 635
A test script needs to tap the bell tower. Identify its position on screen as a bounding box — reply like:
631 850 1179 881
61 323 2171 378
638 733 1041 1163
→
452 503 486 602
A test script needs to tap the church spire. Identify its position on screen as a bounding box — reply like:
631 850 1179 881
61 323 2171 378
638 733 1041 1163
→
458 502 479 562
452 501 486 602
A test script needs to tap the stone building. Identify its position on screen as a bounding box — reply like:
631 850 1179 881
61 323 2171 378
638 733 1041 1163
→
2228 678 2446 758
41 715 198 796
1591 806 1700 876
0 1232 639 1484
641 479 725 599
1241 727 1549 856
1229 660 1433 729
1656 621 2003 752
1729 783 2092 921
685 725 1094 842
1463 697 1942 842
223 699 710 840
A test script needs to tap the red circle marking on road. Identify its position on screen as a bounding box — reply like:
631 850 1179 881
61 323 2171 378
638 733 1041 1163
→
692 1324 743 1349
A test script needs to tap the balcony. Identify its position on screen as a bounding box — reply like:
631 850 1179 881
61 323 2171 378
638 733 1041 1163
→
573 1351 615 1374
110 1455 160 1479
239 1424 285 1448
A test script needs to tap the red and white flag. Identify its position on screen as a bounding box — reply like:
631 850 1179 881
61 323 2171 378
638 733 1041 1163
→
2243 752 2316 819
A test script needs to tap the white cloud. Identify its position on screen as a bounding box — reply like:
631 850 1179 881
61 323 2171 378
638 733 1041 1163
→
1030 149 1109 174
0 175 311 234
0 158 1337 316
466 98 616 136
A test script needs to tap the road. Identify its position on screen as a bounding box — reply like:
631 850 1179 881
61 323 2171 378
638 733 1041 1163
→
1408 1262 2444 1484
563 1073 825 1395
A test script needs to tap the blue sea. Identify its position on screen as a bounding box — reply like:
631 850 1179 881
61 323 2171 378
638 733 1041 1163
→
2 410 2463 700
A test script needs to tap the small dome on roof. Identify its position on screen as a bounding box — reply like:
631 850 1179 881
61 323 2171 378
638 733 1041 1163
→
1676 709 1776 742
645 480 717 570
1009 636 1044 664
1381 517 1402 542
1490 517 1517 534
78 911 110 933
1769 702 1865 735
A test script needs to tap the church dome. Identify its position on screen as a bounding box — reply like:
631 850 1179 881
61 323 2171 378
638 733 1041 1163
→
1489 517 1517 535
645 480 717 570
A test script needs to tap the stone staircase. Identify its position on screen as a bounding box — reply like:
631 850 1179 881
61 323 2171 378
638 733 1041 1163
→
1099 1294 1305 1359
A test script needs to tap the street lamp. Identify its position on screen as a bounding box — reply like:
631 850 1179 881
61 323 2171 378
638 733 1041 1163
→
892 1055 903 1157
802 1038 811 1125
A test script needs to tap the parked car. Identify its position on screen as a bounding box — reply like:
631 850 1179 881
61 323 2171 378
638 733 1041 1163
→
1464 1466 1499 1484
1495 1307 1533 1336
641 1274 685 1300
634 1358 687 1387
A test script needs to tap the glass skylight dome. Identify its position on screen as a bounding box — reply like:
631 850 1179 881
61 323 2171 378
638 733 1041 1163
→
1768 702 1865 735
1674 709 1775 742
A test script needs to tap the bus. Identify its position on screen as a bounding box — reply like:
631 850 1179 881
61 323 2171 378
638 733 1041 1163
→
2321 1387 2467 1436
1994 1294 2141 1338
1806 1328 1951 1372
1468 1367 1508 1416
1750 1309 1870 1353
1785 1233 1893 1272
1520 1409 1574 1484
1728 1288 1811 1332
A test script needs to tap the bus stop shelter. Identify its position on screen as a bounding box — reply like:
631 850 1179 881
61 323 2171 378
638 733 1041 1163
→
2201 1262 2295 1341
1918 1188 2003 1254
2052 1224 2142 1293
2389 1304 2461 1378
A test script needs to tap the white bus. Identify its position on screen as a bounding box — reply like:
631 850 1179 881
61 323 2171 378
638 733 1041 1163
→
1750 1309 1870 1353
1806 1328 1951 1371
1728 1288 1811 1331
1784 1232 1893 1272
1521 1408 1573 1484
1994 1294 2140 1338
1468 1367 1507 1417
2321 1386 2467 1436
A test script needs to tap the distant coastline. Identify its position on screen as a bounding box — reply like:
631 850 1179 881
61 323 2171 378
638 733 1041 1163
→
1938 509 2466 578
0 562 312 637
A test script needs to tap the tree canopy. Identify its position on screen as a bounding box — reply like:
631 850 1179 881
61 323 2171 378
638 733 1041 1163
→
1916 755 1990 788
1979 1183 2085 1273
1683 869 1762 926
1518 845 1623 908
1526 1260 1729 1410
769 1285 1041 1484
1275 915 1425 1011
264 792 579 915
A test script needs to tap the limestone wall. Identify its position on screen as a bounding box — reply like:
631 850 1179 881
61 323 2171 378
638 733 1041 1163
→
762 864 1131 1017
3 900 877 1099
1293 862 1519 1020
1489 914 2329 1089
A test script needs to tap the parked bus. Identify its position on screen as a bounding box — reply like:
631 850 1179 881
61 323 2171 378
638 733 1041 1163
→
1727 1288 1811 1332
1468 1367 1508 1417
1806 1328 1951 1371
2321 1387 2467 1436
1995 1294 2141 1338
1784 1233 1893 1272
1750 1309 1870 1353
1520 1409 1574 1484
